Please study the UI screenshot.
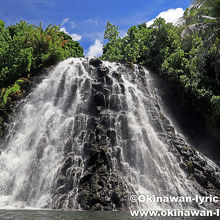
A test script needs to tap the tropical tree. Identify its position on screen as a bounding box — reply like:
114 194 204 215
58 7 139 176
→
102 22 124 62
0 19 84 127
104 22 119 42
182 0 220 82
32 22 62 51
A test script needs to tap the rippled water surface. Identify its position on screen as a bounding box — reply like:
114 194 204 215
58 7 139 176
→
0 210 218 220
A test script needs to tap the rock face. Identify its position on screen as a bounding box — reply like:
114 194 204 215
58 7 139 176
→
76 64 129 210
0 58 220 210
52 59 132 210
50 58 220 210
158 112 220 196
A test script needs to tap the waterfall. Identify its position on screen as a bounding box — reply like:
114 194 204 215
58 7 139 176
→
0 58 218 210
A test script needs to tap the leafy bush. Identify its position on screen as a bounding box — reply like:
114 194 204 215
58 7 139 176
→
101 5 220 138
0 19 84 126
0 20 84 90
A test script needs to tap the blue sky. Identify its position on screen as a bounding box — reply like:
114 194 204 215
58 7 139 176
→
0 0 191 56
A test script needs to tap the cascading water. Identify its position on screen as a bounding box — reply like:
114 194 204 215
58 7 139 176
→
0 58 219 210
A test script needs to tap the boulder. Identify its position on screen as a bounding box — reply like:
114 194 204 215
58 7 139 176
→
194 169 208 188
89 58 102 67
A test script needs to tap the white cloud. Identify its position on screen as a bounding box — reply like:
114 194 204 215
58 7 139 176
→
60 27 67 32
146 8 184 26
60 27 82 41
87 40 103 57
61 18 69 26
70 33 82 41
87 18 98 27
82 32 104 41
61 18 77 29
71 21 77 29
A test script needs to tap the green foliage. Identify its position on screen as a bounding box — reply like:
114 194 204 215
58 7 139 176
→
102 18 181 69
102 3 220 138
102 38 125 62
104 22 119 41
102 22 124 62
0 79 25 109
0 19 84 118
2 79 23 105
182 0 220 83
0 20 84 90
211 96 220 115
141 18 181 70
58 31 83 58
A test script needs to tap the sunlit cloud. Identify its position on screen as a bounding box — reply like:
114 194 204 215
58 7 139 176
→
60 27 82 41
146 8 184 26
86 18 98 27
87 39 103 57
71 21 77 29
70 33 82 41
61 18 69 26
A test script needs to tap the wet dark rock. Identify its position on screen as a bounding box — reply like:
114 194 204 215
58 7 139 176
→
63 84 78 112
138 66 145 77
91 84 110 97
194 169 208 188
82 79 90 93
61 156 74 176
150 119 163 133
91 83 103 92
179 162 187 171
120 96 128 111
119 83 125 94
117 66 126 75
87 117 98 130
113 84 120 94
78 64 84 76
83 143 91 156
88 93 105 116
79 172 93 185
82 60 89 71
73 115 83 137
112 71 122 82
111 192 121 208
209 176 220 189
117 114 129 139
53 194 68 209
89 58 102 67
107 129 117 146
100 114 111 129
56 174 66 188
54 71 66 106
97 66 109 78
192 161 204 172
36 136 47 159
109 95 120 111
105 75 113 86
63 139 72 156
179 148 192 157
100 65 109 74
77 190 90 210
